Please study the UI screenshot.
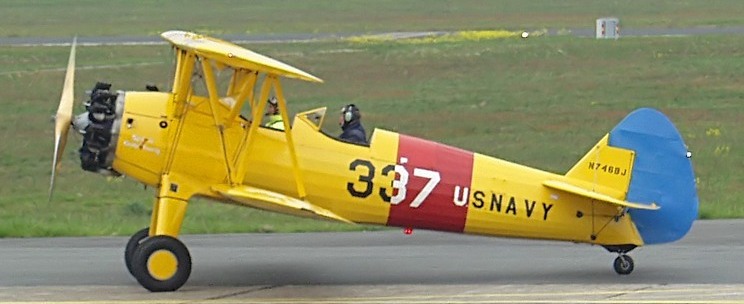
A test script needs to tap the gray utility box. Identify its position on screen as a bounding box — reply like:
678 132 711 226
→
596 18 620 39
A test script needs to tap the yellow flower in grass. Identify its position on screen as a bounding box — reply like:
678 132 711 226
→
454 30 519 41
346 34 394 44
347 30 521 45
714 145 730 156
705 127 721 137
405 30 519 44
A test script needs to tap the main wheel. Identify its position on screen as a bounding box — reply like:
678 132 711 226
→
613 254 634 275
131 235 191 292
125 227 150 276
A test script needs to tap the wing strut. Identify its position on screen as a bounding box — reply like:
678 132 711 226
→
232 75 307 198
274 77 307 199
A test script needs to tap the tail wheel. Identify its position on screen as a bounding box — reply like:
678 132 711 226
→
125 227 150 276
613 254 634 275
131 235 191 292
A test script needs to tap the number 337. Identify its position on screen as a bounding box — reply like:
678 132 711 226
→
346 159 440 208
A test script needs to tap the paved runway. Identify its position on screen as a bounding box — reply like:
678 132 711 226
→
0 220 743 302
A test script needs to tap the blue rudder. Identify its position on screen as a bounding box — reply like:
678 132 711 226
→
609 108 699 245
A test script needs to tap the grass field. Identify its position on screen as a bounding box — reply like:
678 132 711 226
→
3 0 744 38
0 1 742 237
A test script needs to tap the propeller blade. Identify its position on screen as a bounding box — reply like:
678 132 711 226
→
50 37 77 200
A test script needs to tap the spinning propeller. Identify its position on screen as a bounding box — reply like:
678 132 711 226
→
49 38 77 200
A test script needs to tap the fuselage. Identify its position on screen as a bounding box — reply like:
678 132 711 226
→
100 91 643 247
64 29 699 293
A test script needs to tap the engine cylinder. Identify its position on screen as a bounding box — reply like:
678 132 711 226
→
76 84 124 176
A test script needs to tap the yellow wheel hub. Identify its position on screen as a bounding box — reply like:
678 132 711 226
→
147 249 178 280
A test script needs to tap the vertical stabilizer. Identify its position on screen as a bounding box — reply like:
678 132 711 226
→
566 134 635 200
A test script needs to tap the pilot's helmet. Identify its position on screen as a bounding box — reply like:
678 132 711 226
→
341 104 361 124
266 97 279 115
268 96 278 106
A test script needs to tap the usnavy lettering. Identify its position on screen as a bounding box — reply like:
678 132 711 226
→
471 190 553 221
346 158 554 220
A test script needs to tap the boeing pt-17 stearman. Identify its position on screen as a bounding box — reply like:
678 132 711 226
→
50 31 698 292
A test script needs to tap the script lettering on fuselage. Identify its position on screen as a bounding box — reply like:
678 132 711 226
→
122 134 161 155
471 190 554 221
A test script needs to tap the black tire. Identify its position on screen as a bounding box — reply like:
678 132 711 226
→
125 227 150 277
131 235 191 292
613 254 634 275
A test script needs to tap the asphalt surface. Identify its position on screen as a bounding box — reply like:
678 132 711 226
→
0 220 743 302
3 26 744 46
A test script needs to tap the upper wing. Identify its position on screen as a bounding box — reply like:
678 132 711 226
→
543 179 659 210
161 30 322 83
212 184 352 223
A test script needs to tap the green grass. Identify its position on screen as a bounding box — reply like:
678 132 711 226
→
3 0 744 38
1 1 743 237
1 34 742 237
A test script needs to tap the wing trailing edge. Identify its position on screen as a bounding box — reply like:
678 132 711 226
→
212 184 352 223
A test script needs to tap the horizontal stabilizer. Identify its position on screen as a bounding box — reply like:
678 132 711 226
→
543 180 659 210
212 185 352 223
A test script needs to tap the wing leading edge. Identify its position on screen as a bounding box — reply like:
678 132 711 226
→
161 30 323 83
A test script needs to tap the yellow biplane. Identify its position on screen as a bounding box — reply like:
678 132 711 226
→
51 31 698 292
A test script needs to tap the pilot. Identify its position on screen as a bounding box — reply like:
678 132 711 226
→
339 104 367 144
264 97 284 130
